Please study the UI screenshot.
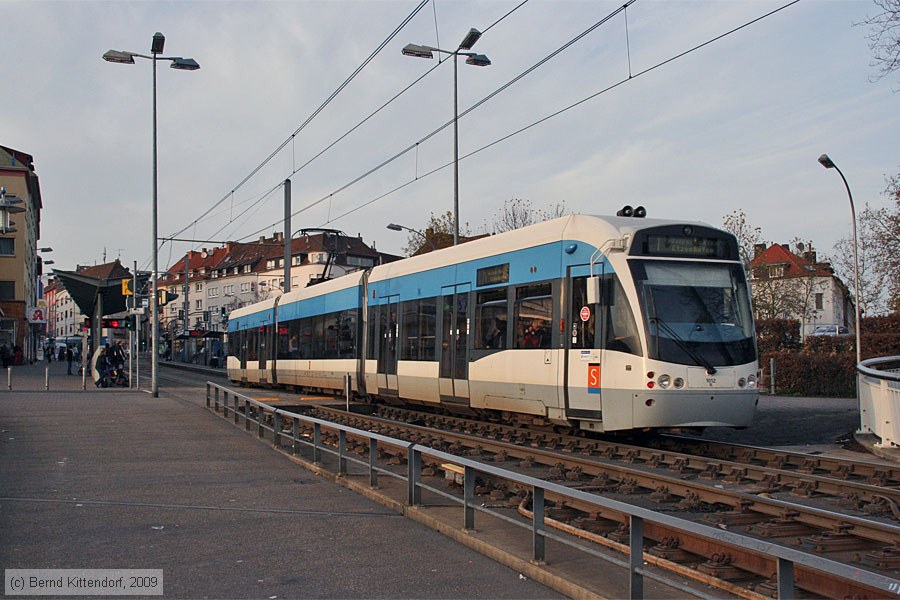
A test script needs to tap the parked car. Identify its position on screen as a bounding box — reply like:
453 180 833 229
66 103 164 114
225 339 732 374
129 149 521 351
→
809 324 850 337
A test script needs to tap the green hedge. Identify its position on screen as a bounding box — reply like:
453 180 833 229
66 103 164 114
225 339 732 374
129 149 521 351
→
756 315 900 397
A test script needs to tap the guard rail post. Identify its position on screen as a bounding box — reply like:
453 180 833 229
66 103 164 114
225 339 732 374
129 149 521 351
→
292 417 300 456
630 515 644 599
273 412 282 448
223 389 230 418
777 557 795 599
257 404 265 439
464 465 475 531
313 423 322 464
45 367 49 390
7 367 11 390
338 429 347 475
244 398 252 432
368 438 378 488
407 444 422 506
532 486 546 564
232 394 239 425
206 383 211 408
214 386 220 412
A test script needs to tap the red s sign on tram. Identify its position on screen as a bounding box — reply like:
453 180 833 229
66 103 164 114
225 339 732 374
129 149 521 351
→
587 363 601 394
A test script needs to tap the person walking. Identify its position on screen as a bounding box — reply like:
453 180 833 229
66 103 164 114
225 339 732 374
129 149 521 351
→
66 346 74 375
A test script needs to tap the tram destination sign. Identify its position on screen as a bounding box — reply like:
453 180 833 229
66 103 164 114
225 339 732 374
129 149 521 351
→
645 234 727 258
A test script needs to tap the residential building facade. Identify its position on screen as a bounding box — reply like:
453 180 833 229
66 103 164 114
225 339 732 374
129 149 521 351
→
750 243 854 336
0 145 43 362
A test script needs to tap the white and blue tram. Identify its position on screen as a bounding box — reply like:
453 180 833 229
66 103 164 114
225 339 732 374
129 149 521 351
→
227 213 759 433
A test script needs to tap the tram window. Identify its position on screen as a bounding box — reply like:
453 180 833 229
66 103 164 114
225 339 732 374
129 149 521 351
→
324 311 340 359
601 275 642 356
570 278 595 350
367 306 377 358
475 288 508 350
400 298 437 361
514 283 552 349
313 314 326 359
338 309 358 359
277 321 291 359
298 318 313 359
247 327 258 361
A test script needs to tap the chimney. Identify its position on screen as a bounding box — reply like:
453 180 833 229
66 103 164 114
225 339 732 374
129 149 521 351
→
780 243 789 251
259 236 266 244
803 250 817 263
753 243 767 258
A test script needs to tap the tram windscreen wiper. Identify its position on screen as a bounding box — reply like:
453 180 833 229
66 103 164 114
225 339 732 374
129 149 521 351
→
648 316 717 375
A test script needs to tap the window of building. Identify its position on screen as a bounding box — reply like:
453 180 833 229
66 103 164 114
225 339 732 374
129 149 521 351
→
0 238 14 256
0 281 15 301
195 283 203 292
195 300 202 310
815 293 824 310
243 265 251 273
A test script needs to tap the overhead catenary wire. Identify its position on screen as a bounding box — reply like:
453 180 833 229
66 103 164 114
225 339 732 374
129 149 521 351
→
171 0 533 250
321 1 802 227
165 0 430 245
239 0 637 241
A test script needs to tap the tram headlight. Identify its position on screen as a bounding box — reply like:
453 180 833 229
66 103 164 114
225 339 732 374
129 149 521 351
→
738 377 747 388
657 374 671 389
748 374 757 387
673 377 685 389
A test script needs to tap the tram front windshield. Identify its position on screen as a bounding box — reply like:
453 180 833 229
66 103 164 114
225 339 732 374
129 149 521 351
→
630 261 756 367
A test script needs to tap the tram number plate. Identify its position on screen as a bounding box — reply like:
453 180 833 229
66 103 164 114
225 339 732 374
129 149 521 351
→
687 368 729 388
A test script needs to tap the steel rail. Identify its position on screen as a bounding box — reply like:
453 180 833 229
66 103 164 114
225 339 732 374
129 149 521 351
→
206 383 898 599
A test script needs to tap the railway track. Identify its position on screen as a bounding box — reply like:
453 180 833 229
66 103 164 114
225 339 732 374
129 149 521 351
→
283 403 900 598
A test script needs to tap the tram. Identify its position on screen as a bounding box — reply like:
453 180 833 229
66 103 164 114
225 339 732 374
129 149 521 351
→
227 211 759 433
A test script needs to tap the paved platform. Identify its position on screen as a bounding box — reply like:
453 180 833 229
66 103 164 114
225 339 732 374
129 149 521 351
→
0 368 564 599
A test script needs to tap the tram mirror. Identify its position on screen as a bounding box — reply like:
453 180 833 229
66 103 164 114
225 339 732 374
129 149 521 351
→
586 276 601 305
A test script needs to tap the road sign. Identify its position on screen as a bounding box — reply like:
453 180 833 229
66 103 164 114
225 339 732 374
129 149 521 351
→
580 306 591 322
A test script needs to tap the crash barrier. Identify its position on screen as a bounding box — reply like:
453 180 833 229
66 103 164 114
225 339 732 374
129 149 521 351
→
205 382 896 599
858 355 900 448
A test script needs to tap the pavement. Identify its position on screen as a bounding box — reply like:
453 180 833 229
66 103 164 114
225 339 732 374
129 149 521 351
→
4 359 896 599
0 361 564 599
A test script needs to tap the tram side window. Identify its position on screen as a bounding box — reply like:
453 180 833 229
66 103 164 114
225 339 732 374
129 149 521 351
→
570 278 595 350
324 312 340 359
337 310 357 359
475 288 508 350
600 274 642 356
400 298 437 361
276 322 291 359
514 283 552 349
230 329 242 358
298 318 313 359
312 314 326 358
247 327 258 361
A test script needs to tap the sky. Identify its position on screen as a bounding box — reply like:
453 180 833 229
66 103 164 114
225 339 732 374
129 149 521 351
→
1 0 897 281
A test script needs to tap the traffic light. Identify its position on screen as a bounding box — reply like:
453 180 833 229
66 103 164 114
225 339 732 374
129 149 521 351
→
122 279 134 296
202 310 210 322
220 306 228 321
124 316 135 330
157 290 179 307
102 318 125 329
81 318 91 331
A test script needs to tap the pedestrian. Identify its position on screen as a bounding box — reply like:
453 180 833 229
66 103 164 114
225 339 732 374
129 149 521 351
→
66 346 74 375
0 344 9 369
58 346 65 362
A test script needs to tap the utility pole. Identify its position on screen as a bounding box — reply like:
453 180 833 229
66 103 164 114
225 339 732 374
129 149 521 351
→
183 252 190 363
284 179 291 294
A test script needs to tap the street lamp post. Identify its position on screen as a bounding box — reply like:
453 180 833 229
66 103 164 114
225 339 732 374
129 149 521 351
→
386 222 437 253
103 33 200 397
818 154 862 365
402 28 491 246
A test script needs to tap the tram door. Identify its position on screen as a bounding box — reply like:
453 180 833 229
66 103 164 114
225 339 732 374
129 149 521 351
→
439 284 471 404
376 295 400 395
563 267 603 418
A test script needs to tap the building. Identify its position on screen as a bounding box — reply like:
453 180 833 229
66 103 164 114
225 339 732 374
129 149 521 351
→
750 243 854 336
157 231 398 362
0 145 43 362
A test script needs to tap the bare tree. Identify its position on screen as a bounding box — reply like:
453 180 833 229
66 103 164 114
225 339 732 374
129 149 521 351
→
491 198 568 234
857 0 900 89
401 211 471 256
721 209 763 268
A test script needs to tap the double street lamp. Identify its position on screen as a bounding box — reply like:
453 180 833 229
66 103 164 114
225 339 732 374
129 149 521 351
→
818 154 862 365
103 33 200 397
403 28 491 246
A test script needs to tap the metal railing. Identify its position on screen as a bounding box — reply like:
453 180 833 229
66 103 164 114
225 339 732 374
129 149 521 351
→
858 355 900 448
206 381 896 599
